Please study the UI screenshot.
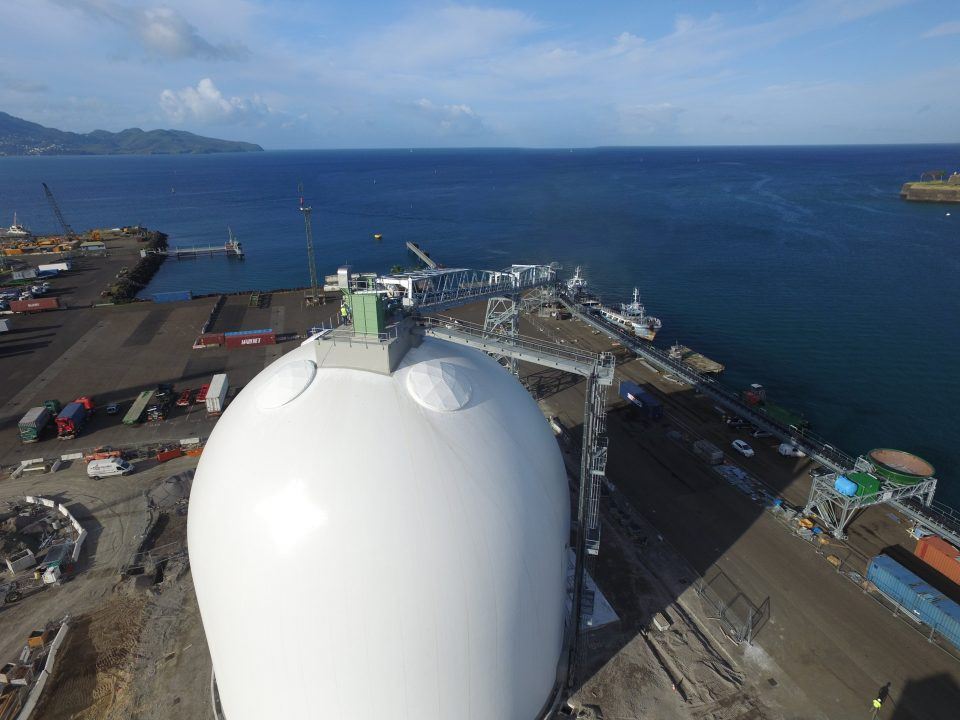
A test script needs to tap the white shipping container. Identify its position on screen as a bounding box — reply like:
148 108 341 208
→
206 373 229 414
38 261 71 272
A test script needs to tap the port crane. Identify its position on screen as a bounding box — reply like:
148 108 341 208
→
41 182 77 240
298 183 322 305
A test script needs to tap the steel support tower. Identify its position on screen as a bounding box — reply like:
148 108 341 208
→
415 315 614 689
803 457 938 538
482 296 520 375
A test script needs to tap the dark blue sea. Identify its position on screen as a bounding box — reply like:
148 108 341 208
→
1 147 958 507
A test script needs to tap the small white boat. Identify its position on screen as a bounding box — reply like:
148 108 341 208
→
3 212 31 237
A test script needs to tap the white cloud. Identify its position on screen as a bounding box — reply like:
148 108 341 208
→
922 20 960 38
53 0 249 60
160 78 270 124
409 98 486 136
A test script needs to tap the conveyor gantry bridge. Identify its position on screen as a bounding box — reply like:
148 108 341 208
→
558 289 960 547
370 264 557 313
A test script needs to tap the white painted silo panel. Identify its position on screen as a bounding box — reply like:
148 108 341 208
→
188 337 570 719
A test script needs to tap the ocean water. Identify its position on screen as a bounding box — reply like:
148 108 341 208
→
1 146 959 507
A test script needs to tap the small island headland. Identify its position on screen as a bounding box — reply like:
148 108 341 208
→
900 169 960 203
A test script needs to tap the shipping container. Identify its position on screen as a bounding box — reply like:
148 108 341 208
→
38 261 71 273
224 331 276 349
156 448 184 463
18 407 51 443
692 439 723 465
153 290 193 303
9 297 61 313
867 554 960 651
915 537 960 587
0 319 10 333
206 374 229 415
12 268 37 280
618 380 663 419
55 402 87 439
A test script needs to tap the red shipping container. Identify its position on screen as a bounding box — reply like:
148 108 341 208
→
196 333 225 347
224 331 276 349
915 536 960 587
156 448 184 463
9 297 61 313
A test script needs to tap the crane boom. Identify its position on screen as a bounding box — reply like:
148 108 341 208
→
41 182 76 238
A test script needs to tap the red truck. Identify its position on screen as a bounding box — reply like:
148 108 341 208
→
56 402 88 440
73 396 96 414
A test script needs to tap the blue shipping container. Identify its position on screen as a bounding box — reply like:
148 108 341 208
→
618 380 663 419
57 402 87 424
153 290 193 303
867 554 960 651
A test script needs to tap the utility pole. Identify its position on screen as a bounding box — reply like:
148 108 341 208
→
298 183 321 305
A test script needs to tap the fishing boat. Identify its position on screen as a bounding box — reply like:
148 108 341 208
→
597 288 662 341
2 213 31 238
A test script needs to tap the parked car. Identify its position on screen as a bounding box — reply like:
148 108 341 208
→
731 439 755 457
176 389 194 407
195 384 210 404
146 399 171 422
105 402 121 415
155 383 175 401
778 443 806 458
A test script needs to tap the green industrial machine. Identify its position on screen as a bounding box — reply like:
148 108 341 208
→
346 290 387 337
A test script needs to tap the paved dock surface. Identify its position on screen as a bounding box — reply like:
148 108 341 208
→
493 307 960 720
2 256 958 718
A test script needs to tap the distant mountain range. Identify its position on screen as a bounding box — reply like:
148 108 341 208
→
0 111 263 155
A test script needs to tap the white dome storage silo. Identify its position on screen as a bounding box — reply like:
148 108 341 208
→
188 332 571 719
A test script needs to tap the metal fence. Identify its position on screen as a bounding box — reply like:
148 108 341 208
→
695 569 770 645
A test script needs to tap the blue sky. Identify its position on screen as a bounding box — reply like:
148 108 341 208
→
1 0 958 148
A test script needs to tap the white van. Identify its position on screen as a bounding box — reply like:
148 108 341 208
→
778 443 806 458
87 458 134 479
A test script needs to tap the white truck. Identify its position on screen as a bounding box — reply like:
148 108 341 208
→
206 373 229 415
